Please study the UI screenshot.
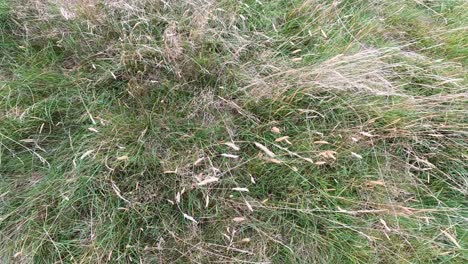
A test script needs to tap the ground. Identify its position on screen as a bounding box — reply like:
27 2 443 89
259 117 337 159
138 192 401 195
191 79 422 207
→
0 0 467 263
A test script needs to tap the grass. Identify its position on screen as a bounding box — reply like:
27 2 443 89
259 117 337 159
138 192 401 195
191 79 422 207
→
0 0 467 263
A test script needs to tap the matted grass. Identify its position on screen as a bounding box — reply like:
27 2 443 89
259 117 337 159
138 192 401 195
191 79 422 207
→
1 0 467 263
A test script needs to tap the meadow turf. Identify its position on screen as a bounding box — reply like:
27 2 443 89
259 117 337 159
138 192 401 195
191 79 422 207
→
0 0 467 263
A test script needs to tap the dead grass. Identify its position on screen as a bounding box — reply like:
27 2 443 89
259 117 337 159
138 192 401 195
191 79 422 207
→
243 47 466 99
